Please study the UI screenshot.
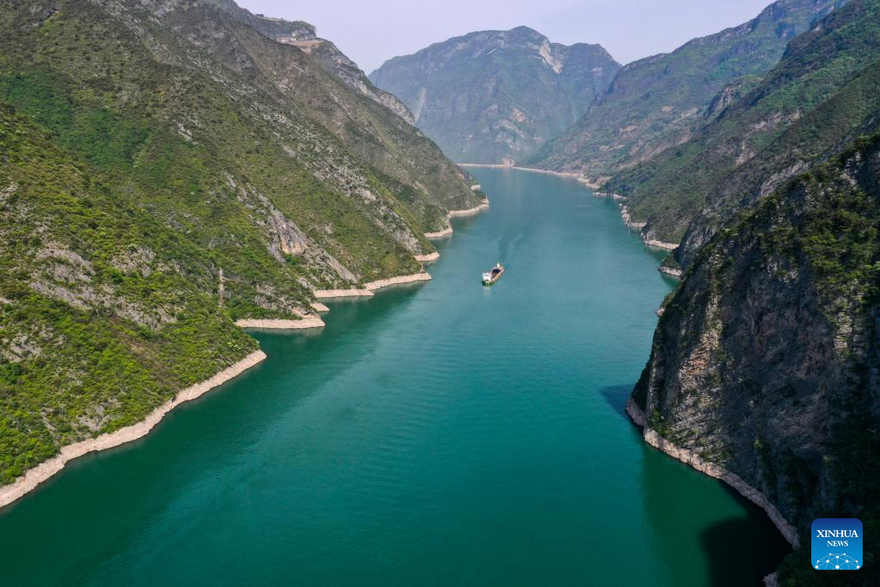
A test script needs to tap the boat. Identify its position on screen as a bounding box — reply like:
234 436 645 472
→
482 263 505 285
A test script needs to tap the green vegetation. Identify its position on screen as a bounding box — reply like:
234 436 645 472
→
605 0 880 246
755 139 880 584
197 0 480 232
0 105 258 483
642 132 880 585
0 0 475 486
528 0 841 183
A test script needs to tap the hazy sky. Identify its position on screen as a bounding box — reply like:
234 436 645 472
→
237 0 774 73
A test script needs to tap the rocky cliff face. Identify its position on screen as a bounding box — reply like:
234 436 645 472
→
370 26 620 163
631 134 880 581
276 27 417 125
527 0 844 186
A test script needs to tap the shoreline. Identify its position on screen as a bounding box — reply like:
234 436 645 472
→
594 191 625 201
365 272 431 291
235 317 326 329
314 271 432 299
645 239 678 251
424 226 453 239
0 350 268 510
618 204 680 251
625 398 800 549
414 252 440 263
458 163 601 189
424 197 490 239
619 205 647 230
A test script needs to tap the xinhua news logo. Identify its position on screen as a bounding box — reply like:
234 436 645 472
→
811 518 862 571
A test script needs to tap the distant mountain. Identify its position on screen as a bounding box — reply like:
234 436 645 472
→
527 0 845 186
370 27 620 164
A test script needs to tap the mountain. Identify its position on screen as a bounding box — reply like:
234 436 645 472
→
630 131 880 585
606 0 880 248
527 0 844 186
162 0 479 232
0 0 479 486
369 27 620 164
623 1 880 582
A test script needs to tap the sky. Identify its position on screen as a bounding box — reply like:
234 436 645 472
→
237 0 774 73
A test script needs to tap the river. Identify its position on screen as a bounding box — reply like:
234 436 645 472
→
0 169 789 585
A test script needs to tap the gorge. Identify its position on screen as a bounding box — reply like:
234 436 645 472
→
1 0 878 584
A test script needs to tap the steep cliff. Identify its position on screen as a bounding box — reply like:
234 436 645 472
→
630 134 880 583
370 27 620 164
527 0 844 186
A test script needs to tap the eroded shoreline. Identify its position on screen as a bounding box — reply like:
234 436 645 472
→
424 198 490 238
235 317 326 329
0 350 268 510
314 272 433 299
414 252 440 263
2 253 443 507
625 398 799 548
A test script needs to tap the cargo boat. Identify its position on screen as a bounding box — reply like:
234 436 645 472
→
482 263 505 285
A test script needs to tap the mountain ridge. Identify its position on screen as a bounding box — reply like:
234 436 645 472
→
370 27 620 163
526 0 845 185
605 0 878 247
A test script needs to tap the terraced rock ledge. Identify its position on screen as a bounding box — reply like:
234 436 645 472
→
425 198 490 238
414 252 440 262
0 350 269 509
644 239 678 251
424 227 454 239
313 288 375 299
658 267 683 279
314 272 433 299
235 317 326 329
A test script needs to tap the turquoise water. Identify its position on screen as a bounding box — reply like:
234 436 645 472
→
0 169 789 585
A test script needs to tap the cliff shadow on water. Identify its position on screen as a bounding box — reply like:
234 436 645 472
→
640 447 793 586
636 422 791 587
600 384 637 420
602 383 792 584
699 487 794 587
